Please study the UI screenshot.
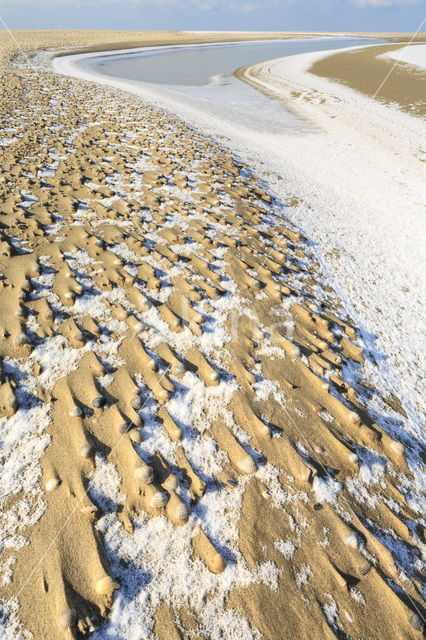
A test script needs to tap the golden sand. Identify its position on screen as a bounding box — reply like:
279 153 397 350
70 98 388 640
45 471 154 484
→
0 30 424 640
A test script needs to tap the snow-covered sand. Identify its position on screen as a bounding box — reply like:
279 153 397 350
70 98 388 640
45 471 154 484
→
239 45 426 429
52 41 426 441
1 32 424 639
378 43 426 69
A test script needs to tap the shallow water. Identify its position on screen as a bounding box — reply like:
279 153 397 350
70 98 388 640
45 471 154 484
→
86 38 382 136
98 38 382 87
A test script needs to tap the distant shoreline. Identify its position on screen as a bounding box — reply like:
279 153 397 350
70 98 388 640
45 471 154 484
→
237 41 426 117
49 29 426 59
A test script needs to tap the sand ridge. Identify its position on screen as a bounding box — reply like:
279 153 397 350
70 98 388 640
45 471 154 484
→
0 30 424 640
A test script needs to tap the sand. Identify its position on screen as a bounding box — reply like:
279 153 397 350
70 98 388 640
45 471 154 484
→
235 43 425 434
0 30 424 640
310 43 426 117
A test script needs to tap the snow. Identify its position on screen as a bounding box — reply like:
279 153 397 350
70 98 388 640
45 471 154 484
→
312 476 342 505
0 37 419 638
51 41 426 449
0 137 19 147
295 563 312 588
321 594 344 633
89 444 279 640
0 598 31 640
275 538 297 561
350 587 366 604
378 44 426 70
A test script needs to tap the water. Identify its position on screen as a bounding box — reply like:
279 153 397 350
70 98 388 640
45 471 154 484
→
98 38 381 87
84 37 382 135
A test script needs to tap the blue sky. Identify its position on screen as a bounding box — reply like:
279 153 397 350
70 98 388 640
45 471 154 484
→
0 0 424 32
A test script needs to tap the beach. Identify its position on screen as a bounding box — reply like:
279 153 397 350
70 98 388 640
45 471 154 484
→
310 42 426 116
0 30 425 640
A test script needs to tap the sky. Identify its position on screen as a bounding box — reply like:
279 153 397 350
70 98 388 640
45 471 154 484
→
0 0 424 33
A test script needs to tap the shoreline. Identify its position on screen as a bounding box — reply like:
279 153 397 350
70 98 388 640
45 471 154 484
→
52 37 426 430
309 43 426 117
1 30 425 640
234 43 425 432
236 40 426 113
51 30 326 59
47 29 426 58
51 36 334 79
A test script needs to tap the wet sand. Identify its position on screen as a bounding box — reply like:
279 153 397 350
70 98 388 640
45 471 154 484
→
0 30 424 640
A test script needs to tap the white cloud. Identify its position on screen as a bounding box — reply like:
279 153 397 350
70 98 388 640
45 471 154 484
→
354 0 419 6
